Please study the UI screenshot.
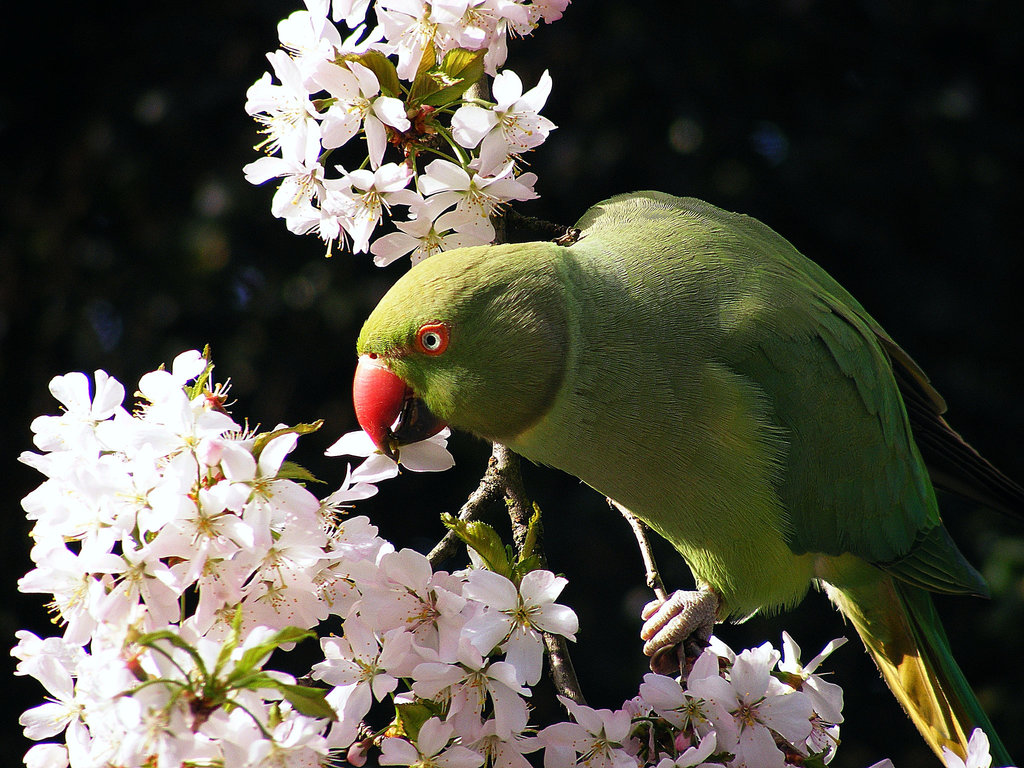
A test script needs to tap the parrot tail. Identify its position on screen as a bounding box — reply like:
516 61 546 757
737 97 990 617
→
827 576 1012 764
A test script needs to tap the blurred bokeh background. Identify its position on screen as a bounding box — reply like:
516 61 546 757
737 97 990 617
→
3 1 1022 764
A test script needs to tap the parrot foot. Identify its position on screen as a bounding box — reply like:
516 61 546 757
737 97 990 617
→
640 587 720 677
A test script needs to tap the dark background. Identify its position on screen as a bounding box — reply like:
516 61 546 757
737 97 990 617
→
3 1 1022 765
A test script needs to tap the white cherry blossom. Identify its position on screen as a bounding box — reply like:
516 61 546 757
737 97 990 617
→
653 732 718 768
461 568 578 686
370 195 493 266
380 717 484 768
246 0 562 258
331 162 419 252
332 0 374 28
246 49 321 158
314 60 411 168
325 426 456 477
687 643 814 768
244 123 326 235
540 696 638 768
639 650 724 741
452 69 555 174
277 8 343 87
418 158 538 238
778 632 847 725
942 728 1002 768
375 0 440 80
412 641 529 739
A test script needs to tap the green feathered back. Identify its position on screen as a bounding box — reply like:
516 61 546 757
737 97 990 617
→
566 192 986 596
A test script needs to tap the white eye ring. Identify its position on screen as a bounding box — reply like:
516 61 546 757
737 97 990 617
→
421 332 442 351
416 322 449 355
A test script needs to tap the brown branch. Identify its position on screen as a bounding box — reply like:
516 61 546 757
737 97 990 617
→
429 442 585 704
427 445 508 567
610 499 668 602
490 443 532 551
493 444 586 704
500 209 580 245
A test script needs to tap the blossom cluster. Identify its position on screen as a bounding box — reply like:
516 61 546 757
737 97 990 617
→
15 351 1007 768
244 0 566 265
6 350 788 766
12 350 571 767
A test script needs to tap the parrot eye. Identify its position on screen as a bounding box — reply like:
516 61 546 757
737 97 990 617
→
416 323 449 356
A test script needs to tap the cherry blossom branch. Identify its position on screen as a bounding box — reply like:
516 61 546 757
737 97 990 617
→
430 443 586 704
243 3 563 265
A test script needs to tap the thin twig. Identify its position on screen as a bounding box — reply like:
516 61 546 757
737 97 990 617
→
495 444 586 705
429 442 585 703
427 445 507 567
610 499 668 602
501 209 580 245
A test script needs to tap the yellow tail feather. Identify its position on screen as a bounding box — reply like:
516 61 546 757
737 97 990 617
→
825 575 1007 762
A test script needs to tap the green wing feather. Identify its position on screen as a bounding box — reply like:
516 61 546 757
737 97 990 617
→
579 192 986 594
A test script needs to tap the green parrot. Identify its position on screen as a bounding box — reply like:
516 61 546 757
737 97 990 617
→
352 191 1021 763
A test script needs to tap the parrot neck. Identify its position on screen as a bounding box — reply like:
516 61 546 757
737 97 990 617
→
414 242 574 442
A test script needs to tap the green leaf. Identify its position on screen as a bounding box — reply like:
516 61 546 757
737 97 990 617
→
394 700 442 741
421 48 489 107
519 504 543 562
262 679 337 721
230 627 317 682
183 346 215 400
213 606 245 680
251 420 324 463
512 555 544 583
407 43 439 105
509 504 546 582
341 50 402 98
799 751 833 768
417 40 439 77
440 513 512 577
276 460 323 484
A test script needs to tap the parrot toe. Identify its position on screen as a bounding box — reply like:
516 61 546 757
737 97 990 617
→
641 587 720 676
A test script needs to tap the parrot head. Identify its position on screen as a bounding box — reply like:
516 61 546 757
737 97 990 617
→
353 242 570 460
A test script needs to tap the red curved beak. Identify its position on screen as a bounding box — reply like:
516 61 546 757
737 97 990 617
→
353 355 408 458
352 354 447 461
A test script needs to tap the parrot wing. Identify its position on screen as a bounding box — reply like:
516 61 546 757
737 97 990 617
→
888 351 1024 518
568 193 1010 762
698 191 1024 518
580 193 987 594
717 232 989 595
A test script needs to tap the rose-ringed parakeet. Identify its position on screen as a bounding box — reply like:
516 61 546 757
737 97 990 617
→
352 191 1020 762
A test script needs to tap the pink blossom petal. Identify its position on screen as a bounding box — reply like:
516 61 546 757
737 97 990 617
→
491 70 524 107
451 105 496 149
374 96 411 132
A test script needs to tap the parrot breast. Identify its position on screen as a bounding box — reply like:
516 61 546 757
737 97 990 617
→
498 233 818 618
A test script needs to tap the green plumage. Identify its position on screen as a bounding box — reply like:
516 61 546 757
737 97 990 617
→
357 192 1018 762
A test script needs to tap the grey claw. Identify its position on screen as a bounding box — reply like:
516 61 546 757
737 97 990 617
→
640 587 720 664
